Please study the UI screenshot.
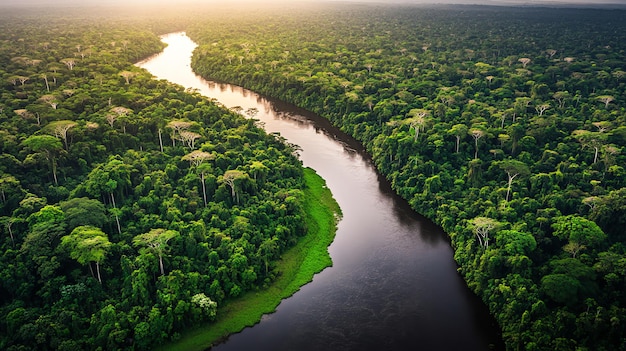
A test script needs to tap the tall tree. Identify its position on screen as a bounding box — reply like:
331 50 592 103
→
21 205 66 279
470 217 499 249
221 170 246 204
572 130 606 164
167 120 193 147
469 128 486 160
449 124 468 153
596 95 614 109
60 58 77 70
44 120 77 150
22 135 63 185
0 216 17 246
119 70 137 85
133 229 179 275
60 226 112 283
405 108 430 141
84 157 132 234
182 150 215 207
497 159 530 204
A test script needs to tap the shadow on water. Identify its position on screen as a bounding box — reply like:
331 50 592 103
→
138 32 504 351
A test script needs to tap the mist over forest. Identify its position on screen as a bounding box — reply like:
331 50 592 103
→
2 0 626 9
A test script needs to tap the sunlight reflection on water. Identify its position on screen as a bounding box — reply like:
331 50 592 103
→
137 32 502 351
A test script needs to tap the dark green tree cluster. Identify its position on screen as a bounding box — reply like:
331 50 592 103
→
187 4 626 350
0 7 308 351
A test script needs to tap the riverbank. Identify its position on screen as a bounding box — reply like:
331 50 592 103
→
159 167 341 351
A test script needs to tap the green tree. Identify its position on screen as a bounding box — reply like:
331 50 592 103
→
59 197 108 230
469 128 486 160
405 108 430 141
43 120 77 150
190 293 218 321
495 230 537 256
60 225 112 283
449 123 468 153
257 237 278 274
21 205 66 279
497 159 530 204
221 169 247 204
0 175 22 208
552 215 607 257
85 157 132 234
133 228 179 275
470 217 500 249
572 130 606 164
22 135 63 185
182 150 215 207
541 274 580 305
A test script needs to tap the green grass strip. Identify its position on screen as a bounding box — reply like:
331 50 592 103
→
159 167 341 351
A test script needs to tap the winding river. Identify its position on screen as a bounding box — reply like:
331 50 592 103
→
137 32 503 351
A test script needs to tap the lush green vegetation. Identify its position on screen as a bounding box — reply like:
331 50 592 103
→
0 6 340 351
162 168 340 351
186 4 626 350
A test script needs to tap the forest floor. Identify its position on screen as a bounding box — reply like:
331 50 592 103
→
159 167 341 351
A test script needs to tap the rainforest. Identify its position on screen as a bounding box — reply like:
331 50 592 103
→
1 2 625 351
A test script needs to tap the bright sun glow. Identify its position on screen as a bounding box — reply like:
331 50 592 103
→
3 0 626 7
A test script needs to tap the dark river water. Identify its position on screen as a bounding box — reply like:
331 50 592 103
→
137 32 503 351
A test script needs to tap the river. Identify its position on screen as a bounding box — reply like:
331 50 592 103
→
137 32 502 351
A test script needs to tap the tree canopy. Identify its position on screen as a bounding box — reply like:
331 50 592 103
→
1 3 625 350
185 4 626 350
0 6 313 350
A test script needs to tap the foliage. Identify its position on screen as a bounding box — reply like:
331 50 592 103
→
164 168 340 350
185 4 626 350
0 6 321 351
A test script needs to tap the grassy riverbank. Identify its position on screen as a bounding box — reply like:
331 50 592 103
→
159 167 341 351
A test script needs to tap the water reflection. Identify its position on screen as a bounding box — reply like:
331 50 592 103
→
137 32 503 351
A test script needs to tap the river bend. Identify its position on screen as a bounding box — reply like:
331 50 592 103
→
137 32 502 351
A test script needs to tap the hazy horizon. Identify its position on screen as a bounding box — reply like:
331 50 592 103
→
1 0 625 8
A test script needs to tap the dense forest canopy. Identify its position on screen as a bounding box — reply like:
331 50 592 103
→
184 4 626 351
0 6 326 351
1 2 625 351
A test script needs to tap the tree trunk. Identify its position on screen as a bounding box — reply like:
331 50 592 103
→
475 232 484 248
115 215 121 235
96 261 102 284
7 222 14 246
506 178 512 203
506 173 518 204
201 172 207 207
159 254 165 275
455 136 460 153
110 192 122 235
228 182 236 200
51 156 58 185
158 128 163 152
474 139 479 159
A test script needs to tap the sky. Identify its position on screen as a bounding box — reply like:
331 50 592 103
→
1 0 625 7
